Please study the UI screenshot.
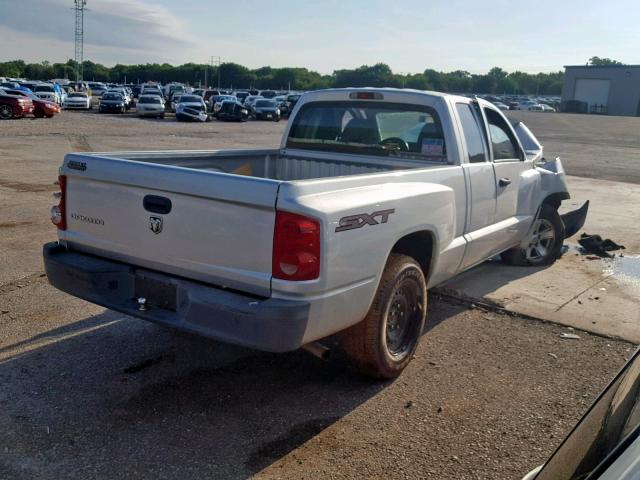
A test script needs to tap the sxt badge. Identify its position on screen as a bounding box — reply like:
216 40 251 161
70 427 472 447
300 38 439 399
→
335 209 395 232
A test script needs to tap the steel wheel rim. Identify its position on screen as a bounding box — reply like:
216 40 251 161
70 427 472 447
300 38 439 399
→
525 218 555 262
384 276 424 359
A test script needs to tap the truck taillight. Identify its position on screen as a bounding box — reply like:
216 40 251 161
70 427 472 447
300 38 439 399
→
273 211 320 281
50 175 66 230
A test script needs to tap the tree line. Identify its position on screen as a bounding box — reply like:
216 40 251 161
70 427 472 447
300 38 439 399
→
0 59 567 94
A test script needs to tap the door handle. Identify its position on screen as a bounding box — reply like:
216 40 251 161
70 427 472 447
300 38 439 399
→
143 195 172 214
499 177 511 187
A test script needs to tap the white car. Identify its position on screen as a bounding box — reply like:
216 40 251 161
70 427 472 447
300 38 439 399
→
175 94 207 114
33 84 61 105
136 94 165 118
63 92 92 110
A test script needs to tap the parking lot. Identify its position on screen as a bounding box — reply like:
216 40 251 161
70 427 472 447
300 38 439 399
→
1 110 639 479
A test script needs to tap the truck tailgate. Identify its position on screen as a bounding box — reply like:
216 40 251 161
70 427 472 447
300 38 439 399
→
59 153 280 297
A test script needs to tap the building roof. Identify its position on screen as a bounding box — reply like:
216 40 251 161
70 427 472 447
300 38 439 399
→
564 65 640 69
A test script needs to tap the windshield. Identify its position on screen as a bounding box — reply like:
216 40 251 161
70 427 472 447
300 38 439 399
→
102 93 122 101
69 93 86 98
287 101 446 160
256 100 276 108
35 85 54 92
138 96 162 104
535 349 640 480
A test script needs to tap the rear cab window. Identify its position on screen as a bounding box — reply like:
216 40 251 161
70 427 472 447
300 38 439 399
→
287 101 447 162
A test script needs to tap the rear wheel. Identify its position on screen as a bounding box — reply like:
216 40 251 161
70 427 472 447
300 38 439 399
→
341 254 427 379
501 204 564 266
0 105 12 119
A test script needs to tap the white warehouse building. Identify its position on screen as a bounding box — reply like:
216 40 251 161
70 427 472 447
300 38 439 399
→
561 65 640 116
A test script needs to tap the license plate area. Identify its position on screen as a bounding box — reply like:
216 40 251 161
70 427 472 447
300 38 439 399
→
134 275 177 311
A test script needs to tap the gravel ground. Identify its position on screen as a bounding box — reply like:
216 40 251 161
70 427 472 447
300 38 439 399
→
0 281 633 480
0 109 636 479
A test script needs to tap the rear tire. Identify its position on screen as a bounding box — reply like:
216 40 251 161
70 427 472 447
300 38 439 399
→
501 204 564 266
34 109 45 118
341 254 427 379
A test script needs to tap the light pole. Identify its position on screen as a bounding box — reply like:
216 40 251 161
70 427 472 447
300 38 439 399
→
211 56 221 90
74 0 87 83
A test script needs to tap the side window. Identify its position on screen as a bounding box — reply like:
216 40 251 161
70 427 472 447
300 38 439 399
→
455 103 487 163
484 108 521 161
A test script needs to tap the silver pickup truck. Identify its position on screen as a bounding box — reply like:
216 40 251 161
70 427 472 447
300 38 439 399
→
44 88 587 378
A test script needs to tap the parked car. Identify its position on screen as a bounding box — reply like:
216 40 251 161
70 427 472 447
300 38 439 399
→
216 100 249 122
285 93 302 116
140 85 163 99
175 95 207 120
164 83 186 102
492 101 510 111
522 346 640 480
232 90 250 103
99 92 127 113
211 95 236 115
106 88 132 109
33 84 61 105
43 88 588 379
2 81 32 93
2 89 59 118
251 99 281 121
64 92 92 110
243 95 263 113
258 90 277 99
538 104 556 112
0 92 34 119
136 94 165 118
203 89 221 104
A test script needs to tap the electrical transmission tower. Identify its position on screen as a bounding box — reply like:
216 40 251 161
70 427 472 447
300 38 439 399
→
74 0 87 82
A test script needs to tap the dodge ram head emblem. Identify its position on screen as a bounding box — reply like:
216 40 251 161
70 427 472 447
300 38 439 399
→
149 216 163 234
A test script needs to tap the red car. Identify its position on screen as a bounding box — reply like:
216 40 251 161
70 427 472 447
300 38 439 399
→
0 93 34 119
3 89 59 118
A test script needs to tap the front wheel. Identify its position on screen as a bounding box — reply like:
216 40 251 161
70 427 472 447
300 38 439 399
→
341 254 427 379
501 204 565 266
0 105 13 119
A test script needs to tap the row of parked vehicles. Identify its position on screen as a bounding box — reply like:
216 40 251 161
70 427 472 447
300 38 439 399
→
477 94 560 112
81 81 305 122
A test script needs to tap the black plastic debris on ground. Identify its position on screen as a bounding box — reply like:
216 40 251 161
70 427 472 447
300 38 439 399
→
577 233 626 258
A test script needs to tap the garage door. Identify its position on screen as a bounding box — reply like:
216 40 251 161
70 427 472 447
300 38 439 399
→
574 78 610 109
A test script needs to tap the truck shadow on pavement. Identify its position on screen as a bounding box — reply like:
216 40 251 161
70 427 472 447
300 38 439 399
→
0 303 462 479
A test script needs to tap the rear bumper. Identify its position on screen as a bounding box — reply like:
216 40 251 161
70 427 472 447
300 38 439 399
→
43 242 310 352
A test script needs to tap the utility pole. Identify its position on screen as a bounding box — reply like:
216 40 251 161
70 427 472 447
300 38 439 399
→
74 0 87 83
211 56 221 90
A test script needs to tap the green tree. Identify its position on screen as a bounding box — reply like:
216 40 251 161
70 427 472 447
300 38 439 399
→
588 56 624 66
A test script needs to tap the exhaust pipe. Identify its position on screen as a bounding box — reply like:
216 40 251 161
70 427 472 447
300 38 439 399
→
302 342 331 361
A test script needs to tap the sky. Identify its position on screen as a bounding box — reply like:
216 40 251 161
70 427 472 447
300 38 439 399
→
1 0 639 74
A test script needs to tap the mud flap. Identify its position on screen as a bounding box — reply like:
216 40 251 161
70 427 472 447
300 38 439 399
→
561 200 589 238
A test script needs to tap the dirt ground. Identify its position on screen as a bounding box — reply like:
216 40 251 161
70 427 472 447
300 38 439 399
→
0 110 638 479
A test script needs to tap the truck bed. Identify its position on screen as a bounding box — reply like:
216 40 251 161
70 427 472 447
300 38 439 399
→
95 149 431 181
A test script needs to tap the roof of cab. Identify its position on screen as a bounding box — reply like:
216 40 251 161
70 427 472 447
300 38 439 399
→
297 87 470 106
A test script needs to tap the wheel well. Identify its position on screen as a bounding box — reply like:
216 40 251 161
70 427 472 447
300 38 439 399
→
390 231 434 278
542 192 569 210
